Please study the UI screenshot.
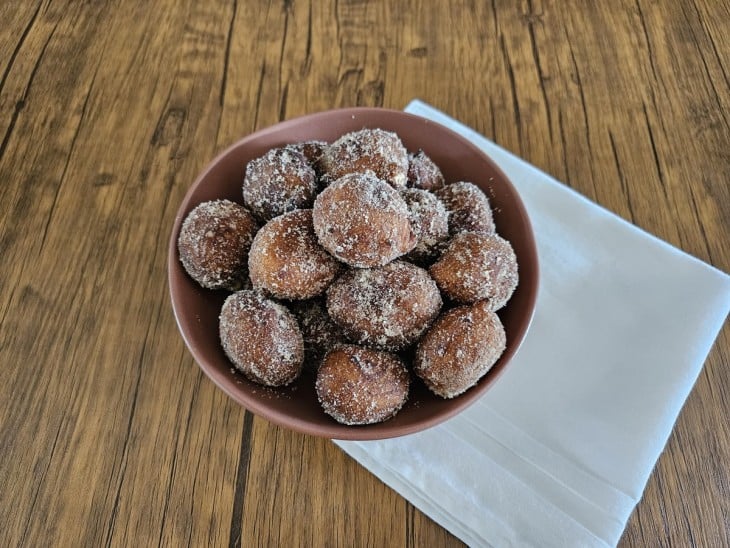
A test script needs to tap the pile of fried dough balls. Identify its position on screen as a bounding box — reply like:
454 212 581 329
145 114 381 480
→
178 129 518 425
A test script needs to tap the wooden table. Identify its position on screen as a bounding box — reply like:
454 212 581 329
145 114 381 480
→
2 1 728 545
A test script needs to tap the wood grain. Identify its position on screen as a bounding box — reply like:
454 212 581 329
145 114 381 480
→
0 1 727 546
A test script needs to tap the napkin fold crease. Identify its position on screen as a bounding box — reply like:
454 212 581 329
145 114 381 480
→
335 100 730 547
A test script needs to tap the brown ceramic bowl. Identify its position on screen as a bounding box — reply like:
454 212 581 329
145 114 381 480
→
168 108 539 440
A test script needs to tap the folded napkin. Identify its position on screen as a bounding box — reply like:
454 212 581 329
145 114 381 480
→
335 100 730 547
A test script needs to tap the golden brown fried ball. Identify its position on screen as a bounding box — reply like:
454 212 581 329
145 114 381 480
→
316 344 409 425
248 209 342 300
414 301 506 398
288 298 346 372
321 128 409 189
243 147 318 221
312 173 416 268
429 232 518 309
286 140 328 179
219 290 303 387
401 188 450 265
326 260 442 351
177 199 258 290
434 181 495 235
407 149 445 191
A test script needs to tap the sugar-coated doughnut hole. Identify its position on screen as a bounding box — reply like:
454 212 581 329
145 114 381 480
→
321 128 409 189
326 260 442 351
316 344 410 425
401 188 450 265
429 232 518 309
286 140 328 179
414 301 506 398
435 181 495 236
312 172 416 268
219 290 303 387
248 209 342 300
407 149 445 191
243 146 318 221
177 199 258 291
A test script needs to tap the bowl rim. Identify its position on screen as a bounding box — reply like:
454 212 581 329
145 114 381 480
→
168 106 539 440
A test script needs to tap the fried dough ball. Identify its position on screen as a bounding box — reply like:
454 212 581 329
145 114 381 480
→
414 301 506 398
407 149 445 191
243 147 318 221
219 290 303 387
177 199 258 290
402 188 450 265
321 128 409 189
287 140 327 178
312 173 416 268
429 232 518 309
289 299 345 371
316 344 409 425
248 209 342 300
327 260 442 351
434 181 495 235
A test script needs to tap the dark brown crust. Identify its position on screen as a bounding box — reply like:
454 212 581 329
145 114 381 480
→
429 232 519 308
434 181 495 236
177 199 258 290
326 260 442 351
316 344 409 425
248 209 342 300
219 290 304 387
414 301 506 398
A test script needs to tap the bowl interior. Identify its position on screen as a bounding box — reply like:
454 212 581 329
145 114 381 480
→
168 108 539 440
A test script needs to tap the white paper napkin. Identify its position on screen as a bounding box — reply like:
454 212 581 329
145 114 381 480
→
335 100 730 547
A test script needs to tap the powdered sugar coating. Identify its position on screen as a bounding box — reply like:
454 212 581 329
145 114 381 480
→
402 188 450 265
177 199 258 290
289 299 345 372
407 149 445 191
316 344 409 425
414 301 506 398
322 128 408 189
312 172 417 268
430 232 519 309
219 290 303 386
326 260 442 351
435 181 496 236
248 209 342 300
243 147 318 221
